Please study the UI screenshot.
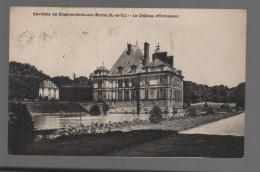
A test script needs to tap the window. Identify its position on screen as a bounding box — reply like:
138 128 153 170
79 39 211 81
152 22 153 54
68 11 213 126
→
125 79 129 87
132 78 135 87
124 90 129 100
145 89 149 99
118 90 122 100
164 76 168 84
160 88 165 98
48 89 51 96
98 90 102 100
98 80 102 88
170 89 172 99
131 65 137 73
118 79 123 87
145 78 149 85
118 66 123 74
131 90 136 99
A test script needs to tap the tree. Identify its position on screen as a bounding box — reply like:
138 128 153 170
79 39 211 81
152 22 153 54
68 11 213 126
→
102 102 109 115
149 106 163 124
234 82 245 109
188 107 197 116
8 103 34 154
89 104 101 116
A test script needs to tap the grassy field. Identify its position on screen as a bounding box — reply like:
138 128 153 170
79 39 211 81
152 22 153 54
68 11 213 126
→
109 133 244 157
21 130 176 156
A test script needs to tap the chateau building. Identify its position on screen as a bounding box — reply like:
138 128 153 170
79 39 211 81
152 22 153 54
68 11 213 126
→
39 80 59 100
91 42 184 114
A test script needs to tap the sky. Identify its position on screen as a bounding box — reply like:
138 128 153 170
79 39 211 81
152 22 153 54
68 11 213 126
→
10 7 247 88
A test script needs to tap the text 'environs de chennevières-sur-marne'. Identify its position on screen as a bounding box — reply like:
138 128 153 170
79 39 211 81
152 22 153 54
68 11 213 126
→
32 12 179 19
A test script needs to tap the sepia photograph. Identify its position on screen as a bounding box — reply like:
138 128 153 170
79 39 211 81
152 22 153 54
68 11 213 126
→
8 7 246 157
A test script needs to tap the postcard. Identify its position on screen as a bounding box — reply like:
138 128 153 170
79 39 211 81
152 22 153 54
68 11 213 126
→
8 7 246 157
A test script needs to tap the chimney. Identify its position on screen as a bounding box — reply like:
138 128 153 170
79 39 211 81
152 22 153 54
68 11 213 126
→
144 42 150 66
126 43 132 55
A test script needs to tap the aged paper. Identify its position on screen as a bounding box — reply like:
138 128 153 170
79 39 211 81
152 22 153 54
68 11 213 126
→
9 7 246 157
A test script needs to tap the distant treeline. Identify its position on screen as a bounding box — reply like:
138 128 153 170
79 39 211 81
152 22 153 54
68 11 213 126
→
183 81 245 108
9 61 93 102
8 61 245 108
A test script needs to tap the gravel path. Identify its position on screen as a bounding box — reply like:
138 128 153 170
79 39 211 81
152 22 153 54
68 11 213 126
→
180 113 245 136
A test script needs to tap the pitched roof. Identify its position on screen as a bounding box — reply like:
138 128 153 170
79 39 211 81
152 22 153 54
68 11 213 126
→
110 45 144 75
40 80 59 89
147 58 172 68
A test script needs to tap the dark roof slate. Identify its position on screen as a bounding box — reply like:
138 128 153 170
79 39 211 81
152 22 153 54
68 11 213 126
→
110 45 144 75
40 80 59 89
147 58 171 67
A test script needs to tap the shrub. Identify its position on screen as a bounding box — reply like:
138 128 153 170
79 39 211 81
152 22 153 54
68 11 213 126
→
206 107 214 115
204 102 208 108
149 106 162 124
102 102 109 115
220 103 231 112
49 98 59 102
8 103 34 154
39 95 42 101
89 104 101 116
43 96 49 101
188 107 197 116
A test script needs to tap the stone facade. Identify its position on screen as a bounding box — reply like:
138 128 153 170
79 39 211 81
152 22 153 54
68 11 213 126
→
91 42 183 114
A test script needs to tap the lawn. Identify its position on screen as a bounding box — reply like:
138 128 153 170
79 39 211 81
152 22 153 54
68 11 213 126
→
18 130 244 157
20 130 177 156
110 133 244 158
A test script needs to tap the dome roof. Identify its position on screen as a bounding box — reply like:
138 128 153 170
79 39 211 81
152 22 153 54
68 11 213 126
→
40 80 59 89
95 66 110 71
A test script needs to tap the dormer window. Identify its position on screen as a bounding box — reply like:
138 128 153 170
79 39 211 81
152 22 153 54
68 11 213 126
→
130 65 137 73
118 66 123 75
